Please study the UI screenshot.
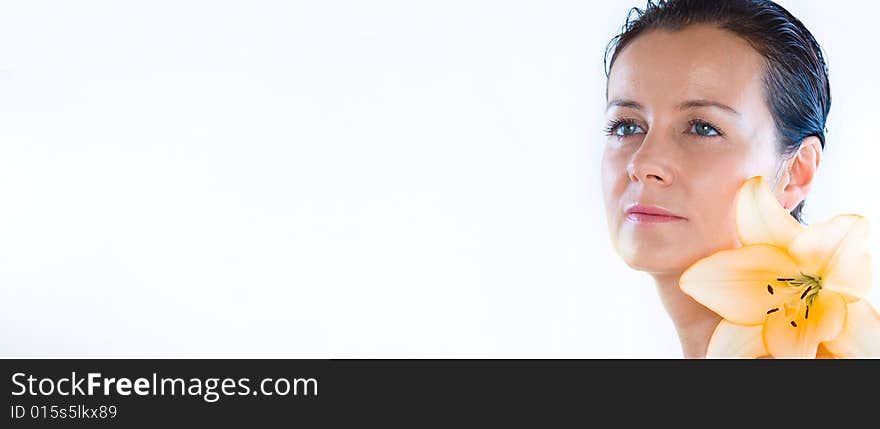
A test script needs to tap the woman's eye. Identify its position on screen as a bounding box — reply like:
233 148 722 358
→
615 122 644 137
690 121 720 137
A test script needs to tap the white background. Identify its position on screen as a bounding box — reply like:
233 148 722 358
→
1 0 877 357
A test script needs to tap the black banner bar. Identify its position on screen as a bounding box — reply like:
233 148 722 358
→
2 359 874 427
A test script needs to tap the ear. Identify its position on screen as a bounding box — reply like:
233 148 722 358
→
775 136 822 211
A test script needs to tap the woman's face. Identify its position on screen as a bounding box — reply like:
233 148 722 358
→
602 24 784 275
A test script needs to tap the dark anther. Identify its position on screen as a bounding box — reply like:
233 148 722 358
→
790 321 798 328
767 285 774 295
800 286 812 300
777 277 795 281
766 308 779 314
805 306 810 319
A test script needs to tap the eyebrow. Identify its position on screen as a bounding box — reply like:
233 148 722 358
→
605 98 741 116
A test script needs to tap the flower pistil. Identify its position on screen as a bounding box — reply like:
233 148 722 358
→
767 273 822 327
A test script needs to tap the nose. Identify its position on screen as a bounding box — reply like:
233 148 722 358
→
626 133 675 186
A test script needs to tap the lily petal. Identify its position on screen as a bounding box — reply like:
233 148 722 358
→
706 320 768 358
822 299 880 358
735 176 804 248
816 343 839 359
788 214 871 302
763 291 847 358
680 244 801 325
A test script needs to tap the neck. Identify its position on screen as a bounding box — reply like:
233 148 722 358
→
652 271 720 358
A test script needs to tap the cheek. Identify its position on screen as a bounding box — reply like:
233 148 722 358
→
694 177 739 230
600 145 627 215
692 182 741 254
684 150 770 250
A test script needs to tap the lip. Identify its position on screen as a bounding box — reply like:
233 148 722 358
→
624 204 686 223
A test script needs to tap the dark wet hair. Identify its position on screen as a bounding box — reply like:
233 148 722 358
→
604 0 830 224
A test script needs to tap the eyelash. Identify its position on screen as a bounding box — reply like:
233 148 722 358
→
603 117 725 138
602 117 635 136
687 117 725 137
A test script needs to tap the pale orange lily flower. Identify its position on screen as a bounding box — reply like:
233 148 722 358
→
680 176 880 358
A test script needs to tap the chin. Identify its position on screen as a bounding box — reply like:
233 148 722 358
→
623 256 685 275
615 241 693 275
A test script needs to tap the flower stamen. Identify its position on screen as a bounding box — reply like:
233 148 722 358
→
800 286 813 300
767 308 779 314
767 284 774 295
790 321 797 328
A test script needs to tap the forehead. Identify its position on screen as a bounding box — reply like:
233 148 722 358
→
607 24 767 112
